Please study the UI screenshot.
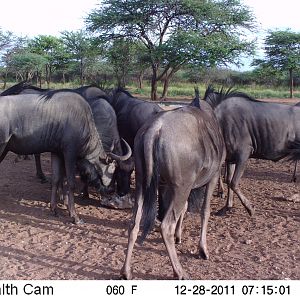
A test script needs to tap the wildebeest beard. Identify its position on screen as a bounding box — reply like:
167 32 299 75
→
77 159 108 193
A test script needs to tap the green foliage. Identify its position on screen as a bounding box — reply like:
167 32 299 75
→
7 52 48 80
85 0 257 99
0 28 14 51
264 30 300 70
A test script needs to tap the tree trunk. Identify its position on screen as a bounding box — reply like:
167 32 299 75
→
62 72 66 85
80 58 84 86
289 68 294 98
138 70 144 89
160 67 178 100
150 65 158 100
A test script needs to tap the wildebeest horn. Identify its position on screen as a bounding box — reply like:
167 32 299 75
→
108 138 132 161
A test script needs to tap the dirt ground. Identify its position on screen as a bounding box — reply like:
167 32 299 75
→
0 98 299 280
0 153 299 280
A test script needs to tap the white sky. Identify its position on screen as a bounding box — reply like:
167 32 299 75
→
0 0 299 70
0 0 99 37
0 0 299 38
243 0 300 32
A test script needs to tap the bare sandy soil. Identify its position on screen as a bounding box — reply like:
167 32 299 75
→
0 149 299 280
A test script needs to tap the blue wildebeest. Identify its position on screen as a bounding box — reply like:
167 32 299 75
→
108 88 163 195
0 90 125 223
204 86 300 216
121 95 225 280
1 83 134 196
80 94 134 197
291 102 300 182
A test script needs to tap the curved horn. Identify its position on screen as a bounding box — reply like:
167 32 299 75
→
108 138 132 162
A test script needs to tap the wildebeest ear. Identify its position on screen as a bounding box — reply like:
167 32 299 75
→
189 87 201 108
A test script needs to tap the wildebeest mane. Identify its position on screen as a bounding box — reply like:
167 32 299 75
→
204 85 261 109
112 87 135 99
41 89 81 101
1 81 50 96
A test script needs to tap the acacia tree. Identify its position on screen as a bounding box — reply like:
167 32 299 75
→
7 52 48 81
61 30 98 85
254 30 300 98
86 0 256 100
28 35 67 87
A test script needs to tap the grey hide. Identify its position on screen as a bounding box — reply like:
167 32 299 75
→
0 91 115 223
204 87 300 216
121 97 225 279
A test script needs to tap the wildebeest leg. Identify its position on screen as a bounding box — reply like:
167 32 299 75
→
50 153 64 217
0 147 9 164
64 153 83 224
228 161 254 216
292 160 298 182
160 187 189 279
217 165 226 198
80 182 89 199
217 174 225 198
199 173 219 260
121 185 144 280
216 163 235 216
175 202 187 244
34 154 47 183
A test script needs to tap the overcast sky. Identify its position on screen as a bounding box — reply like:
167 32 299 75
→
0 0 99 37
1 0 299 70
1 0 299 37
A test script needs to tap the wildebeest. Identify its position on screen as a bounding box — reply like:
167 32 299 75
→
291 102 300 182
1 83 134 196
0 90 123 223
82 95 134 196
204 86 300 216
121 95 225 279
108 88 163 195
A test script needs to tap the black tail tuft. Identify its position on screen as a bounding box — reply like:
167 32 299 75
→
138 140 159 244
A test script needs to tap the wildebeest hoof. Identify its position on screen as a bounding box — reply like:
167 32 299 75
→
39 176 48 184
215 206 231 216
73 217 84 225
174 271 189 280
51 209 59 217
199 249 209 260
120 268 132 280
175 237 182 244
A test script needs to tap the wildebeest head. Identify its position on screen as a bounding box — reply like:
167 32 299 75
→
77 159 102 191
93 138 133 189
77 158 117 195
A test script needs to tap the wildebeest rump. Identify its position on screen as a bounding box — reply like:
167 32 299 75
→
0 91 116 223
204 87 300 215
121 96 225 279
0 82 48 182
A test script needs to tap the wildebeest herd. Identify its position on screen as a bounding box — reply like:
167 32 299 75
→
0 82 299 279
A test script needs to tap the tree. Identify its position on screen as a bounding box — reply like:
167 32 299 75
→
7 52 48 81
254 30 300 98
0 28 14 52
28 35 67 87
0 28 25 87
61 30 99 85
86 0 256 100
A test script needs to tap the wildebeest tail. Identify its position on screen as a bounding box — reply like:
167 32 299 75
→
286 141 300 161
139 129 160 243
